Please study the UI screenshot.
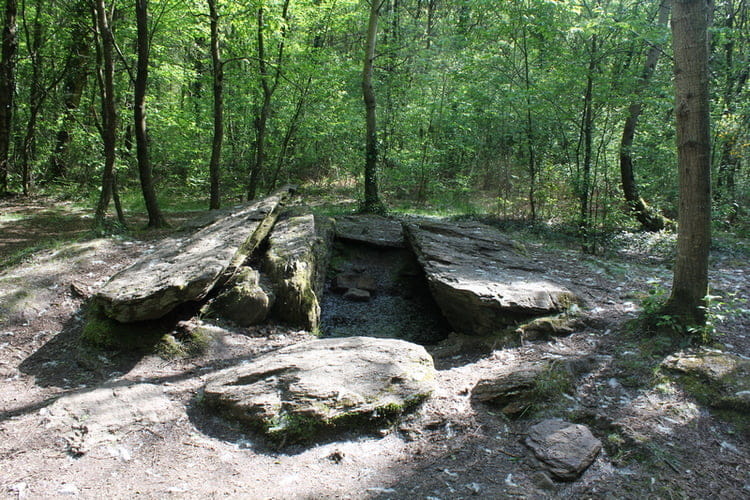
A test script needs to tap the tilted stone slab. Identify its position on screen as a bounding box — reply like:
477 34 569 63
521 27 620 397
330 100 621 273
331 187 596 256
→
94 188 292 322
334 214 405 247
404 219 579 335
203 336 436 443
263 213 334 330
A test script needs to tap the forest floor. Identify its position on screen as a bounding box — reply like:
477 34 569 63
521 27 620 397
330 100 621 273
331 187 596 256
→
1 195 749 499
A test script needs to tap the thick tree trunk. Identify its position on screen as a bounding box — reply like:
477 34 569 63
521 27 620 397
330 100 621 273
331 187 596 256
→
134 0 166 228
361 0 385 214
207 0 223 210
619 0 671 231
663 0 712 330
0 0 18 194
93 0 118 226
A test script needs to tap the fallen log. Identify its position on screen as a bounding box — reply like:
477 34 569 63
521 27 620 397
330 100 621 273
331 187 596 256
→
94 188 293 322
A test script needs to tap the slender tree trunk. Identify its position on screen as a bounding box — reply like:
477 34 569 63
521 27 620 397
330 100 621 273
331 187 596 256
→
663 0 712 330
619 0 672 231
715 0 748 212
269 76 310 193
207 0 223 209
521 24 536 221
93 0 118 227
0 0 18 194
134 0 166 228
48 5 90 182
247 0 290 201
19 0 44 196
579 36 596 250
362 0 385 213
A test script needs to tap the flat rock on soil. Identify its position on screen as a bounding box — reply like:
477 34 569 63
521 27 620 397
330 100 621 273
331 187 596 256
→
525 419 602 481
405 219 580 336
43 382 181 455
334 214 405 247
94 189 290 322
203 336 436 443
662 348 750 410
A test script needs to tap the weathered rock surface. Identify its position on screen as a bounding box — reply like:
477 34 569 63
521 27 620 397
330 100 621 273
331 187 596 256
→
525 419 602 481
334 214 405 247
203 336 436 443
332 271 377 293
343 288 371 302
44 382 181 455
516 313 585 341
202 268 275 326
95 189 292 322
662 348 750 411
473 361 552 417
263 213 334 330
404 219 579 335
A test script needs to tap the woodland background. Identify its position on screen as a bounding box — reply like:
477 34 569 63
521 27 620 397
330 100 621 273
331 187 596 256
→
0 0 747 240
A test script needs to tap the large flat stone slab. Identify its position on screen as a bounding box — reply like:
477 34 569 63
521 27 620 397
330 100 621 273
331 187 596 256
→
203 336 436 443
334 214 405 247
263 213 334 330
94 189 292 322
404 219 579 335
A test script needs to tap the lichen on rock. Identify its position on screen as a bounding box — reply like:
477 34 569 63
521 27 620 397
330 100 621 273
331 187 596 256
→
202 336 436 444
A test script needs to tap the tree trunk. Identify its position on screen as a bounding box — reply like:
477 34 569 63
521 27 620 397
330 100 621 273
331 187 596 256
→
619 0 672 231
0 0 18 195
579 36 596 251
47 3 90 182
19 0 44 196
207 0 223 210
93 0 118 227
663 0 712 330
134 0 166 228
361 0 385 214
521 24 536 221
247 0 289 201
269 76 310 193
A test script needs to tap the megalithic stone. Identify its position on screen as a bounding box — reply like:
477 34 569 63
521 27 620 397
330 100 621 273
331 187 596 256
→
94 187 293 322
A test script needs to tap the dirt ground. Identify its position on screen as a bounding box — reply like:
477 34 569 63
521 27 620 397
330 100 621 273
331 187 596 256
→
1 196 749 499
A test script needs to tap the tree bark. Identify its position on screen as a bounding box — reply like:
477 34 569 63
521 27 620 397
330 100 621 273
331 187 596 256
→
361 0 385 214
19 0 44 196
93 0 119 227
134 0 166 228
619 0 672 231
578 36 596 251
0 0 18 194
663 0 712 330
48 2 90 182
247 0 290 201
207 0 223 210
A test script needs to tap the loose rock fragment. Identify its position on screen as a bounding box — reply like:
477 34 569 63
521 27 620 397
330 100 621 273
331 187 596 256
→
525 419 601 481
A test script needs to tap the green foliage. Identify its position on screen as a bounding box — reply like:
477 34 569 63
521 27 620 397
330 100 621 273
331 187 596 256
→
2 0 746 246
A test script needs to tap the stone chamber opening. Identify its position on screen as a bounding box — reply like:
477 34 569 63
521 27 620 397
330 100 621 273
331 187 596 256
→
320 239 450 345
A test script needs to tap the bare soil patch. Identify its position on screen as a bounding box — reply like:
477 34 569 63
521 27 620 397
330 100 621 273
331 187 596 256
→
1 198 749 499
